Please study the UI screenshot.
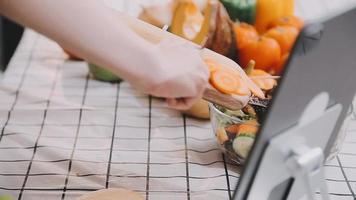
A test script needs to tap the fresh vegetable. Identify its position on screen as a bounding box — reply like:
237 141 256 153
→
210 78 271 163
269 15 304 31
220 0 257 24
0 195 12 200
210 2 236 56
88 63 122 82
138 2 176 28
245 60 277 90
225 124 240 134
171 0 218 46
236 123 258 135
210 67 250 95
273 53 289 75
212 103 263 161
210 70 240 94
264 26 298 55
282 0 294 16
204 58 221 73
238 36 281 71
234 22 259 49
217 127 229 144
250 69 277 90
254 0 294 33
170 0 235 56
233 134 255 158
203 56 264 98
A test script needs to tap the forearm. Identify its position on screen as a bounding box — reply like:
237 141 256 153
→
0 0 159 88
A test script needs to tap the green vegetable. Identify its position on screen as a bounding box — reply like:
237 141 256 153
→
220 0 256 24
88 63 122 82
233 135 254 158
0 195 12 200
215 104 255 121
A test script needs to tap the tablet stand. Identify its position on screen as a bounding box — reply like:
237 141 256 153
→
246 93 342 200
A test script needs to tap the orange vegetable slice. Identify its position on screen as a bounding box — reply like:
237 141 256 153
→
225 124 240 134
234 76 250 95
204 58 221 73
210 70 239 94
237 124 259 135
250 69 277 90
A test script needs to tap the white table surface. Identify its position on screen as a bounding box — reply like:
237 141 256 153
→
0 1 356 200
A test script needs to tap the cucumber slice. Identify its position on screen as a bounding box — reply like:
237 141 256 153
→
233 135 255 158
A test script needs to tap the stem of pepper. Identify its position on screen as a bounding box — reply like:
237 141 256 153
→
245 60 256 75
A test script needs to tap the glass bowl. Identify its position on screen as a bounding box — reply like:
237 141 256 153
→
209 103 260 165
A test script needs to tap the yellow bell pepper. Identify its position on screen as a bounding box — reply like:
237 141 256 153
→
254 0 294 33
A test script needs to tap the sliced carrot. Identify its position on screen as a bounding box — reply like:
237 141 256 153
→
210 70 239 94
250 69 277 90
234 76 251 95
204 58 221 73
237 124 259 135
225 124 240 134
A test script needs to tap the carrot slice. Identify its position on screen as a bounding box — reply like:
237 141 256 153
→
237 124 259 135
210 70 239 94
234 76 250 95
204 58 220 73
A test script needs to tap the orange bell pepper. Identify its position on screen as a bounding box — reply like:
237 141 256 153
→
254 0 294 33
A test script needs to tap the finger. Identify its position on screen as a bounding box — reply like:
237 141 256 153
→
166 98 178 107
167 96 201 111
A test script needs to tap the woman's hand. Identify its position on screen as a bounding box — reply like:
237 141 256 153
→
137 39 210 110
0 0 209 110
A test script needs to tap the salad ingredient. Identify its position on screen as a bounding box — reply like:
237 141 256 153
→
254 0 291 33
233 134 255 158
245 60 277 91
210 70 240 94
264 25 298 55
183 99 210 119
138 2 175 28
220 0 257 24
225 124 240 134
250 69 277 90
217 127 229 144
269 15 304 31
209 66 250 96
238 36 281 72
88 63 122 82
234 79 250 95
204 58 221 73
242 104 257 118
234 22 259 49
236 123 258 135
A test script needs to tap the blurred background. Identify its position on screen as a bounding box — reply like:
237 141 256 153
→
0 16 24 72
0 0 354 73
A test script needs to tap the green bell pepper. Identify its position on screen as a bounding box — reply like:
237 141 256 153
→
220 0 256 24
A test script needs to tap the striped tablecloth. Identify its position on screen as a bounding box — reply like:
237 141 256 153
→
0 1 356 200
